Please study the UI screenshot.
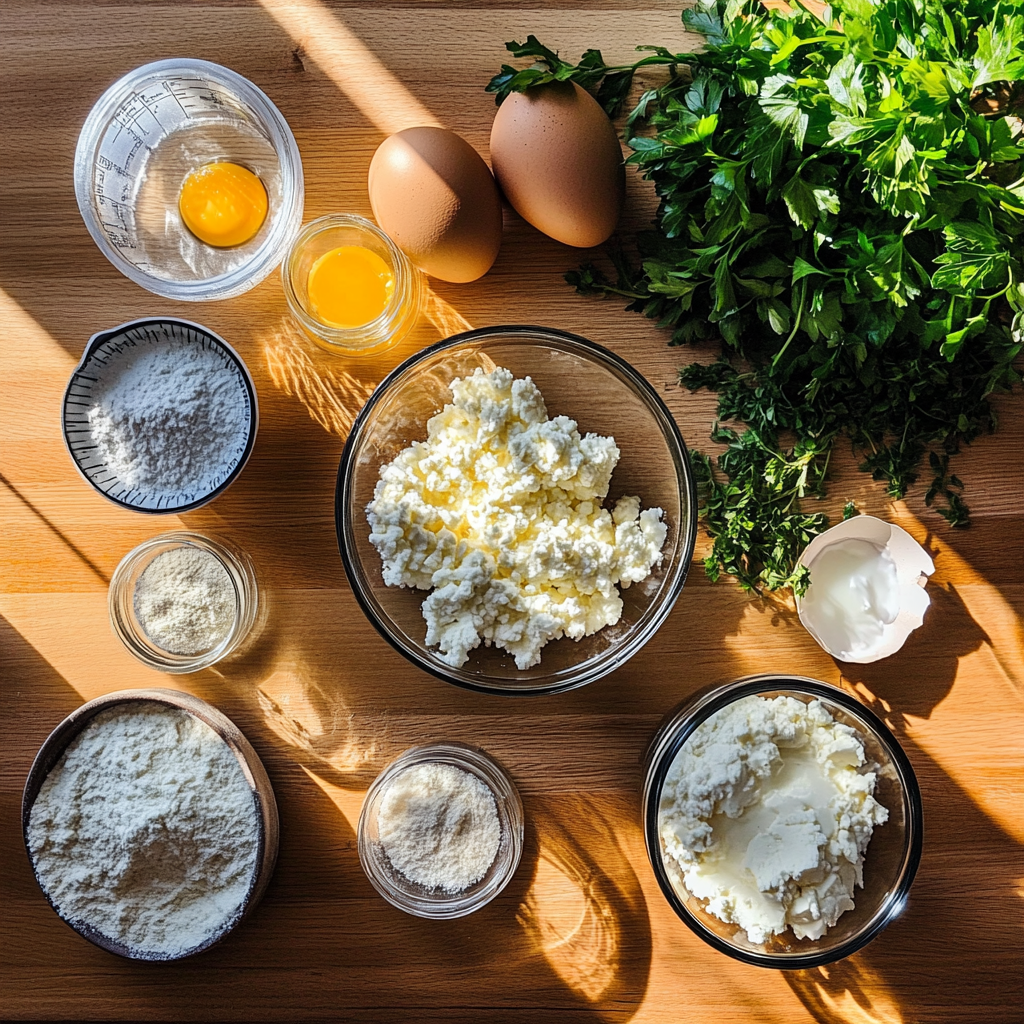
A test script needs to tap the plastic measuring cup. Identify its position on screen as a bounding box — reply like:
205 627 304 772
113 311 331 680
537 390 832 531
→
74 59 304 301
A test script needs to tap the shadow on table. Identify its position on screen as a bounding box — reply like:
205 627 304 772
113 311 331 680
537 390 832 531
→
348 790 653 1022
784 581 1024 1024
259 316 380 440
513 794 653 1016
209 613 654 1020
840 580 989 723
785 727 1024 1024
0 472 109 585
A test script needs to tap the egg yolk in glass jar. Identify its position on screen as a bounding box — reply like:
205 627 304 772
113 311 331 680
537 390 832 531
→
306 246 394 328
178 162 268 248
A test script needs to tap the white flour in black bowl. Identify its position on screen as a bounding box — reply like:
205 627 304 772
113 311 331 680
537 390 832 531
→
62 319 257 513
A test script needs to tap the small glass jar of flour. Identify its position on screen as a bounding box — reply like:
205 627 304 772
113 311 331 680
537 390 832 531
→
358 742 524 919
109 532 261 672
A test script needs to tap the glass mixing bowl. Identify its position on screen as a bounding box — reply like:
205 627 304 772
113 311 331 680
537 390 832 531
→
74 58 304 300
335 326 698 696
642 675 923 969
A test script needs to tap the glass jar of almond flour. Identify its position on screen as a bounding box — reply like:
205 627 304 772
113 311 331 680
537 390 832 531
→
108 531 260 672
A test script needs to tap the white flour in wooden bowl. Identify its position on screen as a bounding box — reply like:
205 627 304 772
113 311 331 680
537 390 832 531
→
27 702 260 959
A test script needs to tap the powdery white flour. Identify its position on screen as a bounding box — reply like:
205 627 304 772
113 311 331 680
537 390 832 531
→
134 546 236 655
27 703 259 958
377 762 500 892
86 339 248 497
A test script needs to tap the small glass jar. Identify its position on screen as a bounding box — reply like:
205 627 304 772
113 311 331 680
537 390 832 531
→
109 532 260 673
282 213 422 354
357 742 524 919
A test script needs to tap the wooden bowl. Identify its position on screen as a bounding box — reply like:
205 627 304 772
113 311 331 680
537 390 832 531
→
22 688 280 960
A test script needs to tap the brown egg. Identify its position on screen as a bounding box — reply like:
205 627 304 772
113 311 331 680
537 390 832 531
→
489 82 625 248
368 127 502 283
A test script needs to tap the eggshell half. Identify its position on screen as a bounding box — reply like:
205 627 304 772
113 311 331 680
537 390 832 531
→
490 82 625 248
368 127 503 283
795 515 935 664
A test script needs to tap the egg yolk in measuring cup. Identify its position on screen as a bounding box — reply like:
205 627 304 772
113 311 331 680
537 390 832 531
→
178 162 268 248
306 246 395 329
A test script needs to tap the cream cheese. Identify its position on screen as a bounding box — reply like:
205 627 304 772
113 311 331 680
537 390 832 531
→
366 366 667 669
659 694 888 944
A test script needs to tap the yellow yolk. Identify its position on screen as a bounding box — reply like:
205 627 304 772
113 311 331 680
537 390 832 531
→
306 246 394 328
178 162 268 248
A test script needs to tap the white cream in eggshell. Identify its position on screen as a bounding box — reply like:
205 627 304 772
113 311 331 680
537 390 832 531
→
797 515 935 663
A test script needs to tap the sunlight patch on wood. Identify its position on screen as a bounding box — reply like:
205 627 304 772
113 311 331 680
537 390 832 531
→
0 286 75 377
0 594 170 701
789 960 903 1024
259 0 442 134
517 845 619 1004
300 764 365 832
262 317 377 437
257 657 379 777
422 285 474 339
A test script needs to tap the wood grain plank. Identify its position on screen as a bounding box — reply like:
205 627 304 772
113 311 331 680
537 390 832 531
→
2 2 1022 1022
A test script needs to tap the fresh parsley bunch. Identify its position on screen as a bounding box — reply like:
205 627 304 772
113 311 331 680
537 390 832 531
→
488 0 1023 594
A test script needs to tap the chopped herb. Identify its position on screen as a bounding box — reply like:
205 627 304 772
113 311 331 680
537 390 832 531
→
488 0 1024 593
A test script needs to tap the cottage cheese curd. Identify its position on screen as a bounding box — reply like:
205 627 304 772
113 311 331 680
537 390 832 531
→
366 366 667 669
659 695 888 944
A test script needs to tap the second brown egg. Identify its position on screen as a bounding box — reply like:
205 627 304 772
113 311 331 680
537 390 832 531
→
490 82 625 248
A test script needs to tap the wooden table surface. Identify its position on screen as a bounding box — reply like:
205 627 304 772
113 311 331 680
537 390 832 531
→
2 2 1023 1021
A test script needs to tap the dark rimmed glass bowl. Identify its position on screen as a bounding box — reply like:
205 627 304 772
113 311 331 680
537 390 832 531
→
335 325 697 696
642 674 923 969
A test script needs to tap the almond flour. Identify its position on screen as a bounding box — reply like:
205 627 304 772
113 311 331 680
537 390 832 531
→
377 762 500 893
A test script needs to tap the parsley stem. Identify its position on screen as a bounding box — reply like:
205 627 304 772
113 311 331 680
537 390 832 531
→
772 279 807 368
594 284 650 300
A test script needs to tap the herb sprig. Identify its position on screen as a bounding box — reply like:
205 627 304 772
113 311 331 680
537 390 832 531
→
488 0 1023 594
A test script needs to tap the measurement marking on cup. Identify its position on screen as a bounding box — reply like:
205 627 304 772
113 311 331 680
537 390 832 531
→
163 80 190 119
138 86 172 126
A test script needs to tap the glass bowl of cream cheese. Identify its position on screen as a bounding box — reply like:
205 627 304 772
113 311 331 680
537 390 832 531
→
335 325 698 696
642 675 923 968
